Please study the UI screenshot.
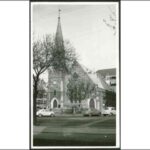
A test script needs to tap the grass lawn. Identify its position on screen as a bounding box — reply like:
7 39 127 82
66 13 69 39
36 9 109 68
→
33 115 116 146
89 118 116 128
37 117 92 127
34 133 115 146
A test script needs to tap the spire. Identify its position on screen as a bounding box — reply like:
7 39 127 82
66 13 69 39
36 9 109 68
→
58 9 61 19
55 9 64 49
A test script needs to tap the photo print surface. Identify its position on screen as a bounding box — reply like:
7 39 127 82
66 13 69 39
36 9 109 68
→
30 1 120 149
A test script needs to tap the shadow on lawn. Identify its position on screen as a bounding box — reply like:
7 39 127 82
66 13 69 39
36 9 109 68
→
34 133 116 146
34 138 116 146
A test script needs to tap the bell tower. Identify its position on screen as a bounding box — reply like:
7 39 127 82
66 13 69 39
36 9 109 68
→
48 9 65 109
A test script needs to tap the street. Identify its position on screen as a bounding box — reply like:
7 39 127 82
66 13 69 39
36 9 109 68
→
33 115 116 146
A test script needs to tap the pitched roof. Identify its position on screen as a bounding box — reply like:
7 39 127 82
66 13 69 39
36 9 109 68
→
80 63 111 91
96 68 116 77
88 72 111 91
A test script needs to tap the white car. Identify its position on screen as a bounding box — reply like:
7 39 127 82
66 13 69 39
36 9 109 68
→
102 107 116 116
36 109 55 117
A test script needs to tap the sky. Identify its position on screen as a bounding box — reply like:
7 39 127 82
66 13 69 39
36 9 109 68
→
32 2 119 81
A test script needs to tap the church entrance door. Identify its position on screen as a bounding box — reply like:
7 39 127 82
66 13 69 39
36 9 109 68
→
53 99 58 108
89 99 95 109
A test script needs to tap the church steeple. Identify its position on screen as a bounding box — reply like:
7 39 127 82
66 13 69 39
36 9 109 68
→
55 9 64 49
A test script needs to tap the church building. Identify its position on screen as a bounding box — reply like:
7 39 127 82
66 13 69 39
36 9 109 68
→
46 11 113 113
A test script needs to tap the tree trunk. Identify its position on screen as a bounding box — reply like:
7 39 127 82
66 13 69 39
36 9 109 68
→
33 75 39 125
72 101 76 114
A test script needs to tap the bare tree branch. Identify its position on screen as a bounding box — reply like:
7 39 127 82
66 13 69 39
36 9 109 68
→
103 6 116 35
32 34 77 124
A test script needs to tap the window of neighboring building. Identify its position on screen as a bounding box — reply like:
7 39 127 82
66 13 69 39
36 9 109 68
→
110 83 116 86
110 76 116 79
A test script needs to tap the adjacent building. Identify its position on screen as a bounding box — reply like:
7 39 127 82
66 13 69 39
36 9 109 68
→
97 68 116 92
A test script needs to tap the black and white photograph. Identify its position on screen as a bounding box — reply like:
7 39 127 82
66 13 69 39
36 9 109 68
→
1 0 150 150
31 1 120 149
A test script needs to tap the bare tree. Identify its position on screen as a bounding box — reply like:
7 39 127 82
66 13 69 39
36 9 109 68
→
33 35 77 125
37 79 47 99
103 6 116 35
33 35 54 125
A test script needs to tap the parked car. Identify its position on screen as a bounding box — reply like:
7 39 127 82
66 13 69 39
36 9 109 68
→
82 108 101 117
102 107 116 116
36 109 55 117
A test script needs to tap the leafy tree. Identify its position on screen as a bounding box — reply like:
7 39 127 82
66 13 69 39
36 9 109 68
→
67 72 95 104
103 90 116 107
67 73 97 114
51 40 76 74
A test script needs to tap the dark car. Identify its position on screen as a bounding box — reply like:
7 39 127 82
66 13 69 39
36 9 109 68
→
82 108 101 116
